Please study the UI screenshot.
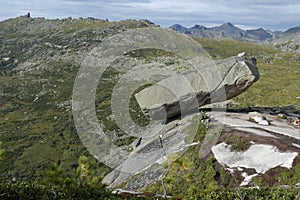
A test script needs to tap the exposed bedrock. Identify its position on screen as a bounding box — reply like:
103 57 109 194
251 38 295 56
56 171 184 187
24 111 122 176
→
135 55 259 119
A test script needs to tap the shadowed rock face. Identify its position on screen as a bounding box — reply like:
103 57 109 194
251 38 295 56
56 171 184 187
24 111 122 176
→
135 55 259 119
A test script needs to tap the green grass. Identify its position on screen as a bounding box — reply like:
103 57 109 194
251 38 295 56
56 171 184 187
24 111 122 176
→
194 37 280 60
195 38 300 109
232 60 300 109
224 134 251 152
0 17 159 183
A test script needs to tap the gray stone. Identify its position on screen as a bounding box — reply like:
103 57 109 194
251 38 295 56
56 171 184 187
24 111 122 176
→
258 120 270 126
249 111 269 125
102 114 202 188
135 55 259 119
277 113 287 119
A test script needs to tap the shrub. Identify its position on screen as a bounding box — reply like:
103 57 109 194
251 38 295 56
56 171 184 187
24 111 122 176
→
0 183 123 200
225 134 251 152
0 141 4 161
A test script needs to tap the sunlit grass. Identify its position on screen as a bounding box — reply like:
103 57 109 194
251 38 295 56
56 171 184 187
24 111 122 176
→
196 38 300 109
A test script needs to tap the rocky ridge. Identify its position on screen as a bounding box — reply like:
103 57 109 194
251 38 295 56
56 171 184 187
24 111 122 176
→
170 23 300 53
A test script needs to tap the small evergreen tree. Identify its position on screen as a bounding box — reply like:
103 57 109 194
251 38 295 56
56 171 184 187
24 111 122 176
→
43 163 74 187
0 141 4 161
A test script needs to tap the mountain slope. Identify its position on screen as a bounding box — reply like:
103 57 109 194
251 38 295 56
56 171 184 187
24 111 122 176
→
170 22 274 43
271 26 300 53
0 16 157 182
170 23 300 53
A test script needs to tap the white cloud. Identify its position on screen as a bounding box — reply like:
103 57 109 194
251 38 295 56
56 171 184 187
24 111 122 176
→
0 0 299 30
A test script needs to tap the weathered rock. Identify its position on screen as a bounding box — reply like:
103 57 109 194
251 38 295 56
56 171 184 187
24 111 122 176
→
277 113 287 119
104 109 300 190
135 55 259 119
249 111 270 126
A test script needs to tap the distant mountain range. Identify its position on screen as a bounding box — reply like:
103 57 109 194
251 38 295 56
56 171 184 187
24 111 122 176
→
170 23 300 53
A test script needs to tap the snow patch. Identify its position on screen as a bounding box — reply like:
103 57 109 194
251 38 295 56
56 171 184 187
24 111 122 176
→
240 173 258 186
212 142 298 173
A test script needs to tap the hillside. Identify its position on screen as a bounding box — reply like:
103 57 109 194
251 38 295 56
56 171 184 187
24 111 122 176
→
170 23 275 43
272 26 300 53
0 16 157 183
0 16 300 198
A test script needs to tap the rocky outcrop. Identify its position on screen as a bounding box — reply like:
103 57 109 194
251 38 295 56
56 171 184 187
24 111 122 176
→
170 23 275 43
103 108 300 190
248 111 270 125
135 55 259 120
102 112 215 190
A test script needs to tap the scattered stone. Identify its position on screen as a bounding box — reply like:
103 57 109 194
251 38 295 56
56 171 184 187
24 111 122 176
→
249 111 269 125
240 172 258 186
258 120 270 126
277 113 287 119
237 52 245 57
11 177 16 183
112 189 169 199
296 97 300 100
278 185 290 189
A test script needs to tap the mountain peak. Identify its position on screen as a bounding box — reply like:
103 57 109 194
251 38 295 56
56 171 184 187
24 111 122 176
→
191 24 207 29
224 22 234 26
169 24 188 33
218 22 239 29
284 26 300 35
169 22 300 44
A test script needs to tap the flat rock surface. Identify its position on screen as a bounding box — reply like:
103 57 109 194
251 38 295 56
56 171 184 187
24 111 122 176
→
103 109 300 190
209 111 300 139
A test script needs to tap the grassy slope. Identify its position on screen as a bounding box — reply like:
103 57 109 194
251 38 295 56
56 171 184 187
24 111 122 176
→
195 38 300 109
0 17 152 182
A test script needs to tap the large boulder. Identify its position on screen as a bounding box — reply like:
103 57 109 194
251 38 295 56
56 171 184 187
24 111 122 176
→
135 54 259 119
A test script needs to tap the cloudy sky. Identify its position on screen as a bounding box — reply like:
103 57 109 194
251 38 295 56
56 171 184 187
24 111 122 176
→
1 0 299 31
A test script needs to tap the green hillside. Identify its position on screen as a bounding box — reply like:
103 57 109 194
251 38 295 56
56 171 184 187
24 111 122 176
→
194 38 300 109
